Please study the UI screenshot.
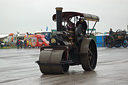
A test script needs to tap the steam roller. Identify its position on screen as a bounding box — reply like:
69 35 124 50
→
36 7 99 74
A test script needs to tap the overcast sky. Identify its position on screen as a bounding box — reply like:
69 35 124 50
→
0 0 128 34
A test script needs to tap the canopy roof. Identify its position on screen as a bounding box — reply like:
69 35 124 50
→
0 34 8 39
9 33 14 36
52 12 99 22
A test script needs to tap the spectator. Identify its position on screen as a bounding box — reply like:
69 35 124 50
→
24 39 27 48
16 39 20 49
0 40 1 48
1 39 5 48
20 40 23 49
11 36 13 47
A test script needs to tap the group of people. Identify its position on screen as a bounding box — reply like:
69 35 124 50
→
0 39 5 48
16 39 27 49
67 18 88 34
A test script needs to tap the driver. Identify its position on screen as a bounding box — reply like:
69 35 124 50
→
109 28 113 36
76 18 87 34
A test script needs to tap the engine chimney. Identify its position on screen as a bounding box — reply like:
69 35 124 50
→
55 7 63 31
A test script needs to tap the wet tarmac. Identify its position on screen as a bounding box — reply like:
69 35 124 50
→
0 47 128 85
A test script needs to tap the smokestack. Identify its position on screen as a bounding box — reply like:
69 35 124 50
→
55 7 63 31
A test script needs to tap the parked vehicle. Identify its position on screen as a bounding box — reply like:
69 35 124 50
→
24 35 49 48
35 31 51 41
105 29 128 48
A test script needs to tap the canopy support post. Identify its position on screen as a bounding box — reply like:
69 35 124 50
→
89 21 97 37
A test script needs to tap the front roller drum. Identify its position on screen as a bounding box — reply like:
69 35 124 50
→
38 50 69 74
80 38 97 71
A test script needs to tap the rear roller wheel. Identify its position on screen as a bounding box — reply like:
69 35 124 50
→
80 38 97 71
38 50 69 74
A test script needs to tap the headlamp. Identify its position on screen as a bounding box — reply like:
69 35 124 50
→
50 38 56 44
